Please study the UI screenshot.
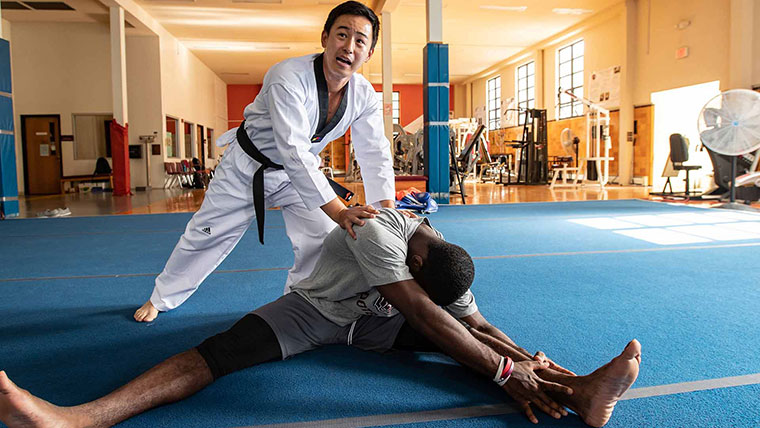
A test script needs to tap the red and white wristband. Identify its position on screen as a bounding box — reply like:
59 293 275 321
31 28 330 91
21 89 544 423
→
493 356 514 387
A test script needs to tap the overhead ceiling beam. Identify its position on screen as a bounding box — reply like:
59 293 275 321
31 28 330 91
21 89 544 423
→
372 0 401 14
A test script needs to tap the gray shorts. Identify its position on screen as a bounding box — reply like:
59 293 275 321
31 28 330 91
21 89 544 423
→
253 292 407 359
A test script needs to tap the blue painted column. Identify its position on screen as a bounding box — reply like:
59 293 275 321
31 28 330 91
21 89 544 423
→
423 42 449 203
0 38 19 218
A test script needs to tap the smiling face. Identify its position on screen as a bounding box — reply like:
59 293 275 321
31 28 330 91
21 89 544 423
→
321 14 375 84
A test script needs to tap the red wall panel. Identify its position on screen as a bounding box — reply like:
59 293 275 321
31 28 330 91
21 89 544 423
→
227 84 262 129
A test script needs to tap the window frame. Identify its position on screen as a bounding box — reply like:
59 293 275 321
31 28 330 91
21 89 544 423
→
486 75 501 130
165 116 180 159
515 61 536 125
375 91 400 125
556 39 585 120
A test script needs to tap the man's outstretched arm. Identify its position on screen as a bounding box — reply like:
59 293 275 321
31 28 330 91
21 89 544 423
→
461 311 576 376
377 280 572 421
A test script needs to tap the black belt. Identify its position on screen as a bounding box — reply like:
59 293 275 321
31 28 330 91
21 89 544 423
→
236 123 353 244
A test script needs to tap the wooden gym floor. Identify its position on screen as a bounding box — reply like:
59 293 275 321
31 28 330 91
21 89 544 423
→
14 178 666 218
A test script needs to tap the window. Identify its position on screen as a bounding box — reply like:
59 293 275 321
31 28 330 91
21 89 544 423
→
183 121 193 158
487 76 501 130
375 91 400 124
72 114 113 160
165 116 179 158
206 128 214 160
516 61 535 125
557 39 584 119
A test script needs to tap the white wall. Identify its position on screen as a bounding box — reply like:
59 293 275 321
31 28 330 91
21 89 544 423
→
9 7 228 190
11 22 112 178
126 35 163 188
465 0 735 120
158 36 228 165
635 0 730 103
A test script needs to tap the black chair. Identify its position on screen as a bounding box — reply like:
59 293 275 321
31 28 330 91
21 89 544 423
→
668 133 701 196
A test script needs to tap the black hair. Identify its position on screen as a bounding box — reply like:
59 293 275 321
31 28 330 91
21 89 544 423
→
323 1 380 50
420 241 475 306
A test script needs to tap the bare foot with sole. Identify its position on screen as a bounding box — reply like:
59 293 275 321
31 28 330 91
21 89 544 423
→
0 370 91 428
134 301 158 323
559 339 641 427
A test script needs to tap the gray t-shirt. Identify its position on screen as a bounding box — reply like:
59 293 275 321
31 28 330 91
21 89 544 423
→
292 208 477 326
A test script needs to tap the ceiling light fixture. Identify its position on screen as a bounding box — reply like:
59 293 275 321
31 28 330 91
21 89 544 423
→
552 8 593 15
181 40 291 51
231 0 281 3
478 5 527 11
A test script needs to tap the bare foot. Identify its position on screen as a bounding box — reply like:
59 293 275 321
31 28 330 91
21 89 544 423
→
0 371 89 428
563 340 641 427
133 301 158 323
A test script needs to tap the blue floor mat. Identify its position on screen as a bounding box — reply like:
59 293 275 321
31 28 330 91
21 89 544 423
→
1 200 758 427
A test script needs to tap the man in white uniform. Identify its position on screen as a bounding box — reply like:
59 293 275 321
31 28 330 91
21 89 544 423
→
0 209 641 427
135 1 405 322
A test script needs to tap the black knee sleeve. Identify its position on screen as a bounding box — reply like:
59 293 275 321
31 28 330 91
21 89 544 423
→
196 313 282 380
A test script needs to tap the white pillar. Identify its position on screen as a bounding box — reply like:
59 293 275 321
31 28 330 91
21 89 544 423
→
110 6 128 125
618 0 636 185
426 0 442 43
729 0 754 89
465 83 472 117
535 49 544 109
381 11 394 141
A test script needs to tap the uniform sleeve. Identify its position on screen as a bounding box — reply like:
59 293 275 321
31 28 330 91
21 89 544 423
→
344 221 414 287
444 289 478 319
268 83 336 211
350 90 396 205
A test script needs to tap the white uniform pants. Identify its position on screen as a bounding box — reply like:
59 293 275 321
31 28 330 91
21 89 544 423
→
150 141 335 311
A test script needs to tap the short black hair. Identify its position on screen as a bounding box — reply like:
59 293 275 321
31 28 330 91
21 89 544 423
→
420 241 474 306
323 1 380 50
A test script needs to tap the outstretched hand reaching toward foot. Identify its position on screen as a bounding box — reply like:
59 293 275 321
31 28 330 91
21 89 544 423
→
502 360 573 424
134 300 158 322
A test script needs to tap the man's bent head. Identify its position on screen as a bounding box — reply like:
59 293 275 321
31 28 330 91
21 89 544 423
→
416 240 475 306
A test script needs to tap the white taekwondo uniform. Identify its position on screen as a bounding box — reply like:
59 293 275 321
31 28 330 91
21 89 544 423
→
150 53 396 312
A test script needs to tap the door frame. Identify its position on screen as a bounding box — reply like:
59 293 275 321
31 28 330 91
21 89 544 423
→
20 114 63 195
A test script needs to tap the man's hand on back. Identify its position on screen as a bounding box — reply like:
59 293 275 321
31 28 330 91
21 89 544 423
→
336 205 379 239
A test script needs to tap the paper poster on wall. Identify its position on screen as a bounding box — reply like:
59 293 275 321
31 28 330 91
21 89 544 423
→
501 97 516 127
40 144 50 157
589 66 621 109
474 105 486 126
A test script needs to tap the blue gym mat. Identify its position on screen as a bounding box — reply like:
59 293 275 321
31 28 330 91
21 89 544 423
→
1 199 758 427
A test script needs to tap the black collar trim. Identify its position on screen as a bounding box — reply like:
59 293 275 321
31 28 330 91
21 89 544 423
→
312 53 348 143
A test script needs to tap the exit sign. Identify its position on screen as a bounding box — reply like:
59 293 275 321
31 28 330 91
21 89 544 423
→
675 46 689 59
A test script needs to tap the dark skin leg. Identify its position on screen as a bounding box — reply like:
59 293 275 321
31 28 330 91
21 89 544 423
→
0 349 213 428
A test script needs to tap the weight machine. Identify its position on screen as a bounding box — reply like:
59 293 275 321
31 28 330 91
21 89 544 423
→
563 89 614 189
502 108 548 185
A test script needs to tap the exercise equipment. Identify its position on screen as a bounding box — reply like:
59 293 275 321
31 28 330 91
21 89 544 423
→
698 89 760 209
392 124 425 176
502 108 548 185
449 124 487 203
563 89 613 189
